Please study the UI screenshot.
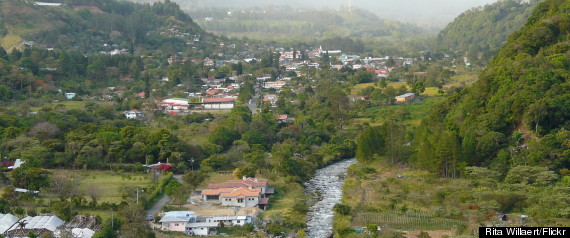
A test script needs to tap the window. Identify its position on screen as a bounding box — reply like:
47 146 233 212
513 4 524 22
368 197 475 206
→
238 198 244 203
237 220 241 223
175 223 179 226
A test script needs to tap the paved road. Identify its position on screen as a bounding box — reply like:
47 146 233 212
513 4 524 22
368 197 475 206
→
247 86 261 114
146 175 183 217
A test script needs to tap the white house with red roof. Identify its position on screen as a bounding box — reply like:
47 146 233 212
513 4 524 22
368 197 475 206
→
201 177 274 209
207 177 272 195
201 98 236 110
124 109 143 119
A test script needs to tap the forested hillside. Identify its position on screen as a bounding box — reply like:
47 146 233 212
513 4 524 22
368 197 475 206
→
416 0 570 178
190 6 432 49
344 1 570 231
0 0 212 52
437 0 539 64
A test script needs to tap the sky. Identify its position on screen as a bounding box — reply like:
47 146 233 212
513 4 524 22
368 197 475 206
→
178 0 501 27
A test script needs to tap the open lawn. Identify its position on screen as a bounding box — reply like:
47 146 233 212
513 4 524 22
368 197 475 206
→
29 101 115 112
360 96 445 126
174 123 211 146
351 82 410 95
47 170 157 204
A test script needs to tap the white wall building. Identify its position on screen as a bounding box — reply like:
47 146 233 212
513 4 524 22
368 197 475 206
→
159 211 197 232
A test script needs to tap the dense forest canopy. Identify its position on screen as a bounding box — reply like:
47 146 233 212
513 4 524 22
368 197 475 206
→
0 0 214 52
414 0 570 176
437 0 540 64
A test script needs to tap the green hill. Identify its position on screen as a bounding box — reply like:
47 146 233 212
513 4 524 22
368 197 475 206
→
0 0 212 52
189 5 433 47
437 0 539 64
415 0 570 176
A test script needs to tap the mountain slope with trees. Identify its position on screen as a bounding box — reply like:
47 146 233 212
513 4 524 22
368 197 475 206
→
415 0 570 178
437 0 539 64
189 5 433 49
0 0 213 52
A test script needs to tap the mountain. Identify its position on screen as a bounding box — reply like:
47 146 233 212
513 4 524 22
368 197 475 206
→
130 0 500 27
0 0 212 52
414 0 570 176
188 5 433 45
437 0 539 64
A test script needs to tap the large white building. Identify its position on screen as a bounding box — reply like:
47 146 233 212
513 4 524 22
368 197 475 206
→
201 98 236 110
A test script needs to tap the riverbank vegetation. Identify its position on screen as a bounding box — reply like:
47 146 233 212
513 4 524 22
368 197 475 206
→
340 0 570 236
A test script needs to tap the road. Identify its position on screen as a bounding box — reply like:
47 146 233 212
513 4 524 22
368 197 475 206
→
146 175 183 217
247 86 261 114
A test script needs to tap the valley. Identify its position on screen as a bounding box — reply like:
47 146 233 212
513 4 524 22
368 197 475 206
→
0 0 569 238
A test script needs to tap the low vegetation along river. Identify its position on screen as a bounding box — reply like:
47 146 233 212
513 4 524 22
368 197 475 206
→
305 158 357 238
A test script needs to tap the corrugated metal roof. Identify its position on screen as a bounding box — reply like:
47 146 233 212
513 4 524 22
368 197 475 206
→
186 222 219 228
8 215 64 233
0 213 19 233
159 211 196 223
72 228 96 238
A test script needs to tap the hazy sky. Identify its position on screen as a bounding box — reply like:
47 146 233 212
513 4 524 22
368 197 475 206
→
180 0 500 27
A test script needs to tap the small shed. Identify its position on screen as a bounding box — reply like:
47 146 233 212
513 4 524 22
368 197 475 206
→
145 162 172 172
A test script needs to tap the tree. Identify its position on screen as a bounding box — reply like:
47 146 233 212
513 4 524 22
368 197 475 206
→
333 203 351 215
233 166 256 179
183 170 209 193
412 81 425 95
85 184 102 204
50 172 80 201
11 167 51 190
208 127 240 148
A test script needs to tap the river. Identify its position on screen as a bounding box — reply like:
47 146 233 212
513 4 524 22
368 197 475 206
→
305 158 357 238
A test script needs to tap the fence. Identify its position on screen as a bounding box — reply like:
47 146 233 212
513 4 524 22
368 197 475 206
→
353 212 467 231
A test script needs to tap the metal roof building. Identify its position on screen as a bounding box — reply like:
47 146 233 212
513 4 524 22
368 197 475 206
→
5 215 64 237
0 213 19 234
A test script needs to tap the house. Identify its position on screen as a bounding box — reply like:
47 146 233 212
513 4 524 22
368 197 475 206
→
35 2 63 7
70 228 96 238
145 162 172 173
160 98 190 111
14 188 40 196
5 215 64 237
159 211 197 232
201 188 262 208
204 216 252 226
201 98 236 110
186 222 218 236
0 213 19 234
65 93 76 100
264 81 286 89
124 109 143 119
8 159 25 169
263 94 279 107
395 93 416 103
220 188 262 208
207 177 272 196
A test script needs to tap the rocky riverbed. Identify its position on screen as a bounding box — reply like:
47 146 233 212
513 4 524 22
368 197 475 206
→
305 158 357 238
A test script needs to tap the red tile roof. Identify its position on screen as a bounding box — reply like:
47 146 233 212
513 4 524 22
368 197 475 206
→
203 98 236 103
201 187 261 197
207 177 269 189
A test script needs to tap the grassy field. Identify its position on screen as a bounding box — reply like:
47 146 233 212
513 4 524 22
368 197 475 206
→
360 96 445 126
47 170 156 204
29 101 115 112
174 123 211 146
351 82 409 95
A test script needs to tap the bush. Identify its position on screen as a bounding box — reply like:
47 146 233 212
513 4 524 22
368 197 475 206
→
333 203 351 216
